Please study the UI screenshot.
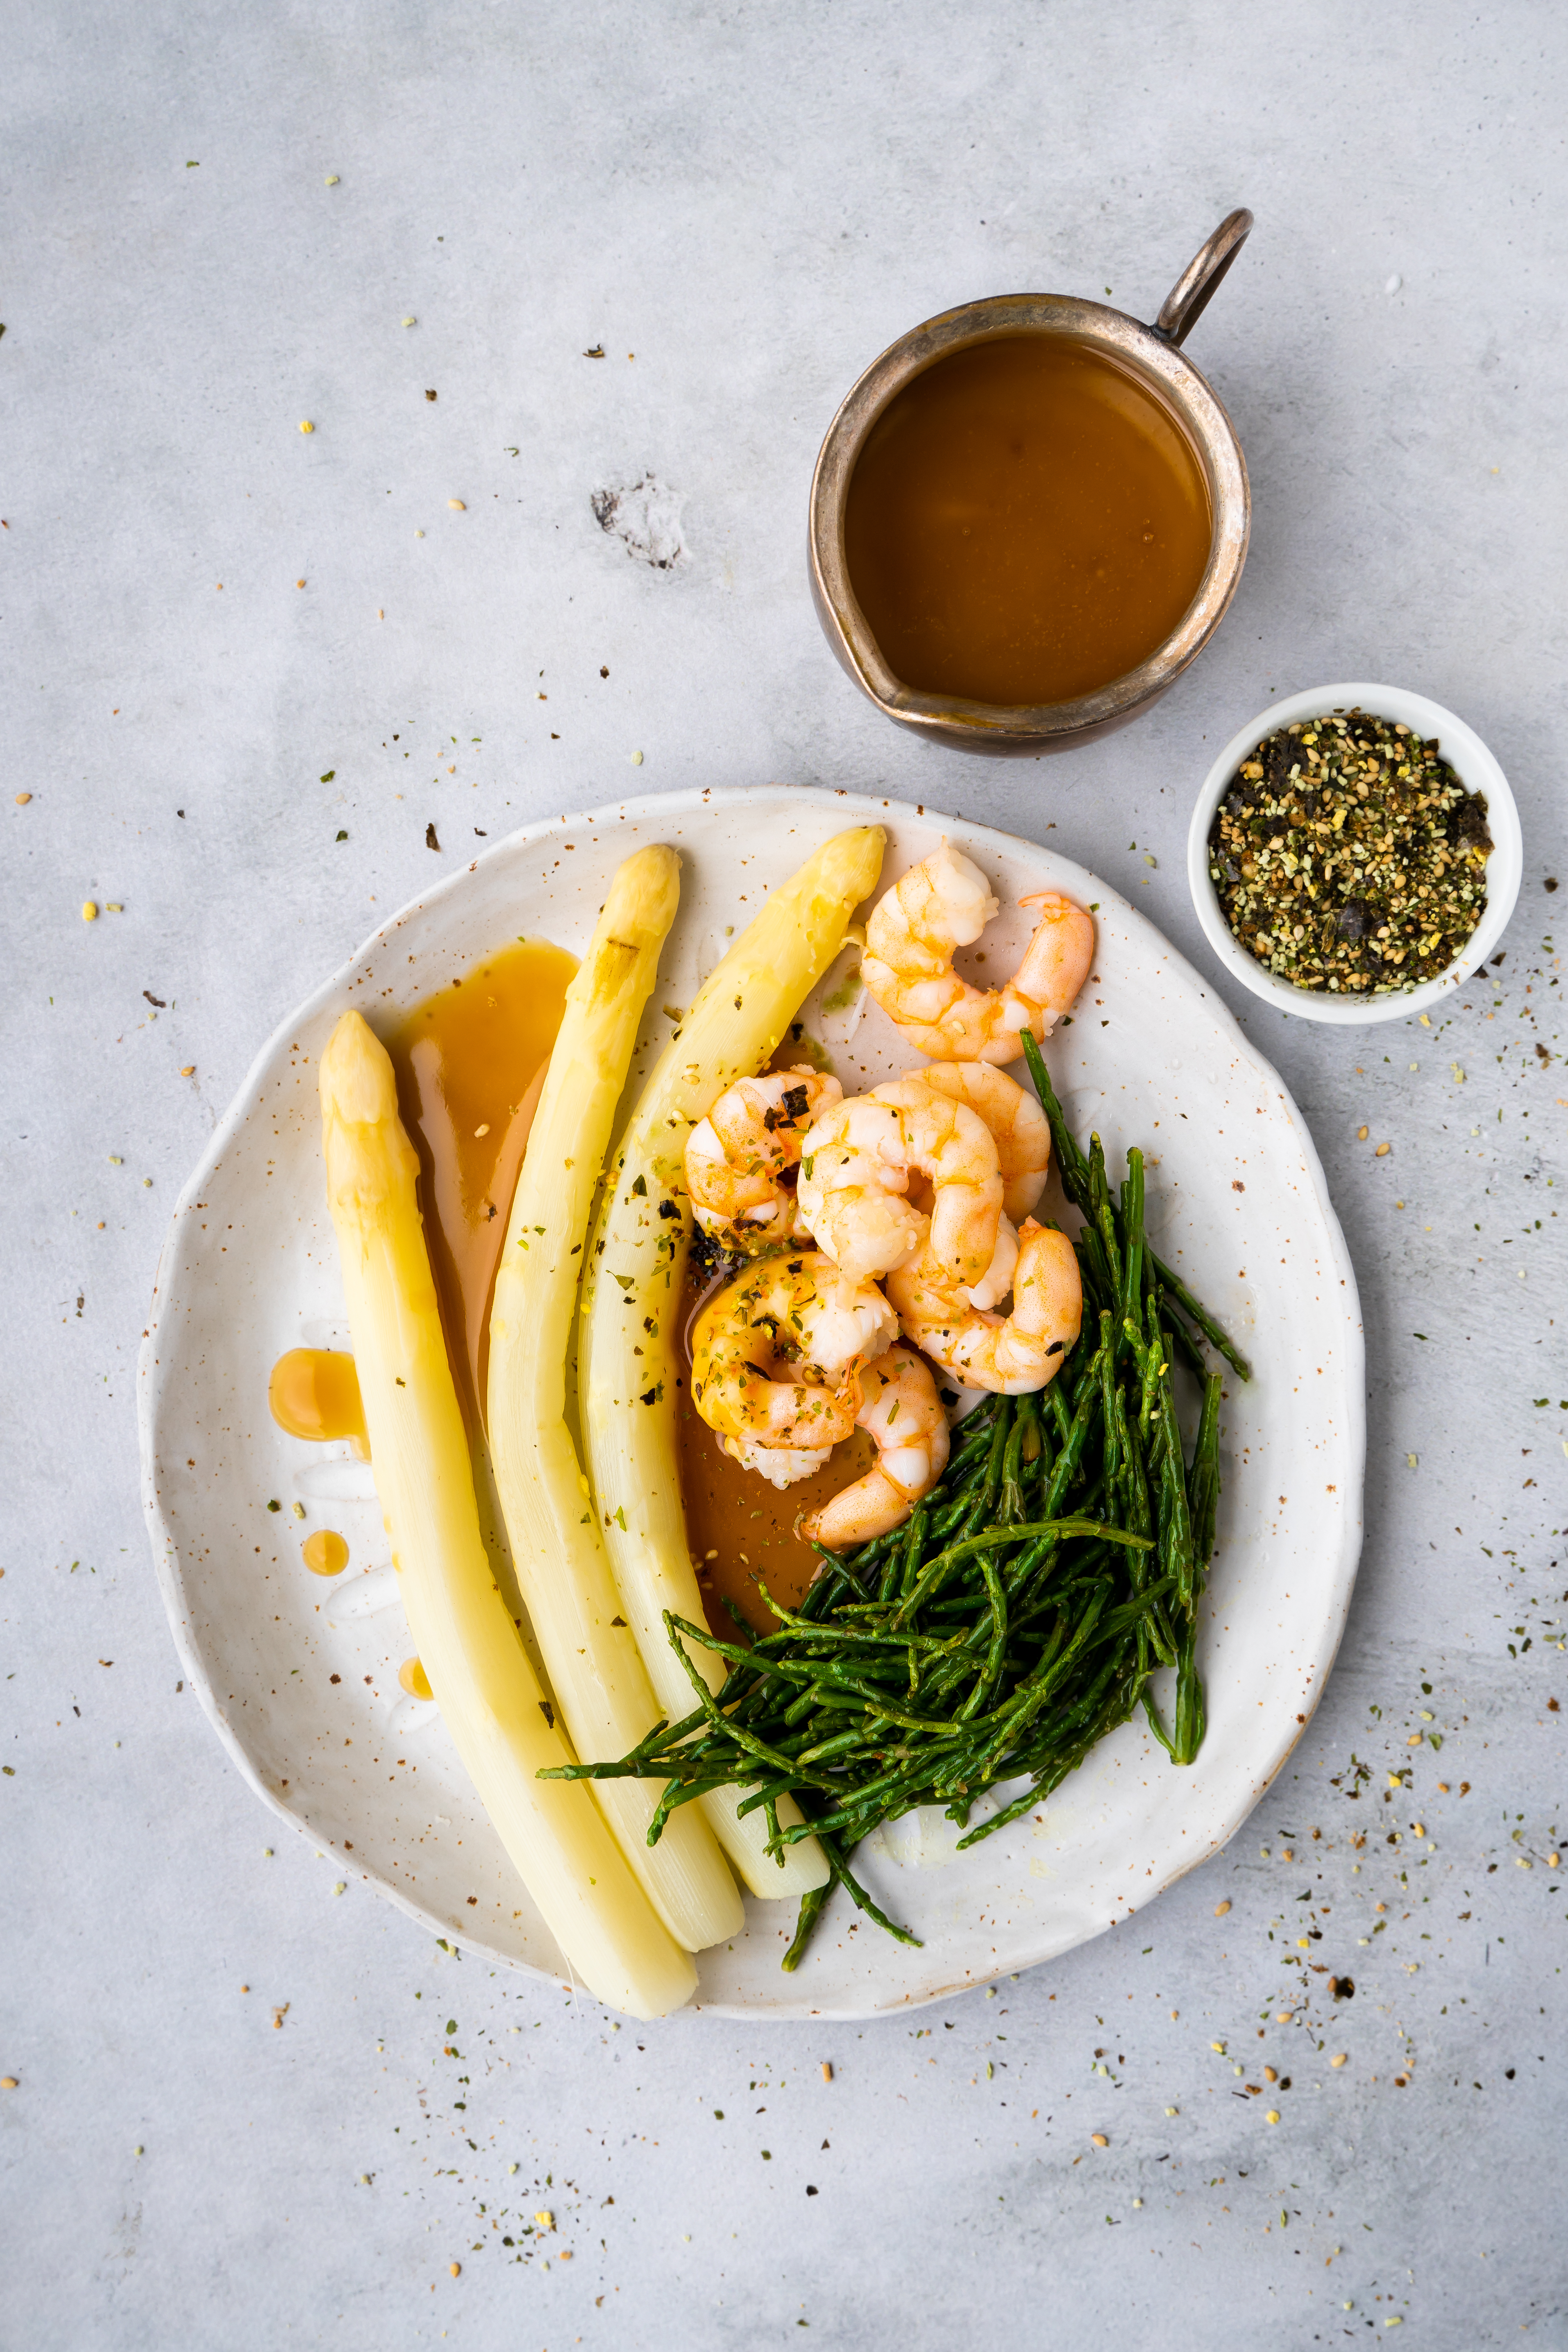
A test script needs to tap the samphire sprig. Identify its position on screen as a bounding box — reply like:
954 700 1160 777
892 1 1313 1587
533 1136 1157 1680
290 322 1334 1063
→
542 1028 1247 1973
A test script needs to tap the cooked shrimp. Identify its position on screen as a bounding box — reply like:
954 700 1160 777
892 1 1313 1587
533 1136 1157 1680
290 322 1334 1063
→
885 1217 1082 1395
862 840 1095 1062
685 1067 843 1249
796 1076 1002 1288
801 1346 951 1551
914 1063 1051 1223
690 1249 898 1489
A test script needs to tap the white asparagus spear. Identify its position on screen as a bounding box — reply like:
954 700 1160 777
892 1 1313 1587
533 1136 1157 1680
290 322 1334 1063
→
487 847 744 1951
318 1010 696 2019
581 825 886 1898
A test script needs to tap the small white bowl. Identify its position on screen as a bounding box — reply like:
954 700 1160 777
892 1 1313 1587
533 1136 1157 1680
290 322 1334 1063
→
1185 681 1522 1026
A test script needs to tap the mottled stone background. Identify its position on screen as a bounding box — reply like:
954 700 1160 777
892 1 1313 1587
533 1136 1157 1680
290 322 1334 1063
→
3 2 1564 2343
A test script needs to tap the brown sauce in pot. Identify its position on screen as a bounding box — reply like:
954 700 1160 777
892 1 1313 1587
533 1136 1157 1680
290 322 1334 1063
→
844 335 1211 707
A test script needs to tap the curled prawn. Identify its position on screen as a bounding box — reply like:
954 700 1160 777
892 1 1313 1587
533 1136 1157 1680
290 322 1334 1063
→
885 1217 1082 1396
685 1067 843 1250
914 1063 1051 1224
862 840 1094 1062
796 1075 1002 1289
801 1346 951 1551
690 1249 898 1489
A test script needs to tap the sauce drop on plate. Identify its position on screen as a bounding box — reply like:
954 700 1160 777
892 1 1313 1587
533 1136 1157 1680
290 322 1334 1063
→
387 938 576 1428
845 335 1212 707
302 1528 350 1577
268 1348 368 1452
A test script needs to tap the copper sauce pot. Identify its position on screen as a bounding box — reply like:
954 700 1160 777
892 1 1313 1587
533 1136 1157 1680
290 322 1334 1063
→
808 211 1253 756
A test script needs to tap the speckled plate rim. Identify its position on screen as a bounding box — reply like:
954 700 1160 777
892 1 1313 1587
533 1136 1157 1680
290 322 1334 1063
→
138 783 1366 2020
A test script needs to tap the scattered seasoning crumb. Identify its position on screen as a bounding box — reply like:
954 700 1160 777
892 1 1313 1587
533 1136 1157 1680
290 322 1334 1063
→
1330 2053 1348 2068
82 901 98 922
1214 1899 1231 1916
448 499 466 511
1265 2109 1281 2124
1207 709 1491 993
0 2077 18 2090
449 2262 461 2277
1090 2133 1109 2148
402 316 416 327
630 750 644 765
180 1064 195 1076
324 173 340 185
299 421 315 434
15 792 32 805
820 2061 833 2082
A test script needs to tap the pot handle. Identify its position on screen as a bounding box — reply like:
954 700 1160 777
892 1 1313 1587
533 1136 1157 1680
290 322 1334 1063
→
1153 209 1253 346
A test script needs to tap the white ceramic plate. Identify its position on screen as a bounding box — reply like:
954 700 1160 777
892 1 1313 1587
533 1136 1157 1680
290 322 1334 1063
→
139 786 1364 2018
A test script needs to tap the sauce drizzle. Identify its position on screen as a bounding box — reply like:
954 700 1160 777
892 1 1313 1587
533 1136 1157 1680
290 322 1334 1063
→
268 1349 368 1453
302 1529 350 1577
387 938 576 1428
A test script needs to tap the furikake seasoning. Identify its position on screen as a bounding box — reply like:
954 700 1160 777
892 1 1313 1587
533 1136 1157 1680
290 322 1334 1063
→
1207 708 1492 994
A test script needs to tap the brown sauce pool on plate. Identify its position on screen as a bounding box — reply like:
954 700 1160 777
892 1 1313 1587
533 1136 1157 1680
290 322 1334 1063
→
676 1399 874 1637
844 335 1211 706
387 938 576 1428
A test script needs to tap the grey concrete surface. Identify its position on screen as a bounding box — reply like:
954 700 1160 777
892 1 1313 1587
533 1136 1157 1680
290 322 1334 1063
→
3 2 1566 2345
